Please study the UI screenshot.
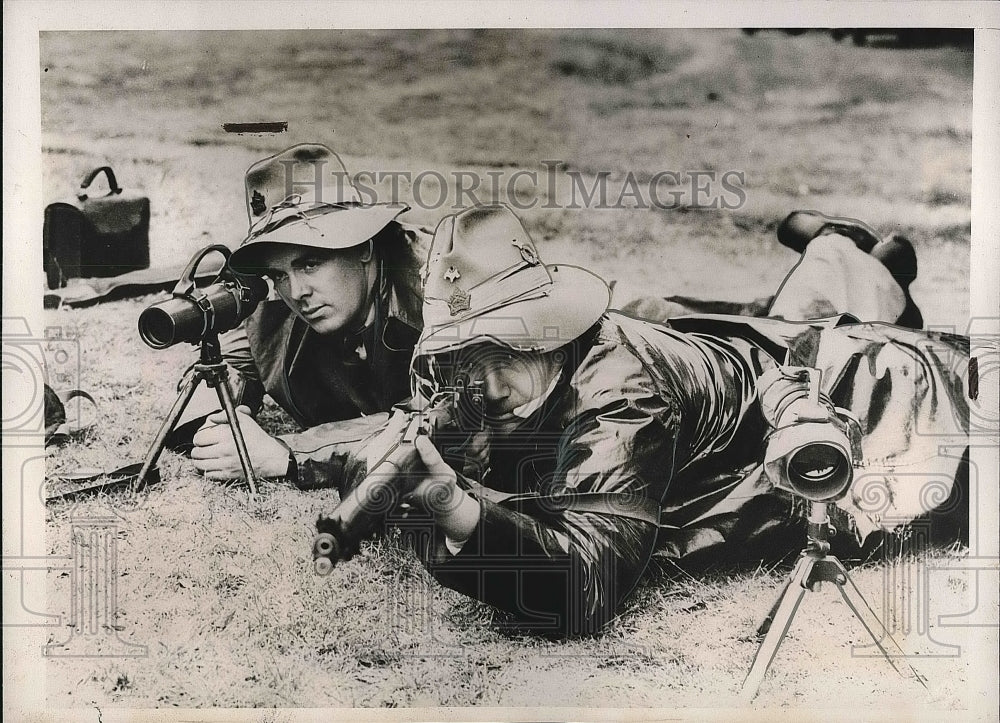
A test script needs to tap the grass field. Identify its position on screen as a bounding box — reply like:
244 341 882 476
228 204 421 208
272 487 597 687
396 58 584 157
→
38 29 986 713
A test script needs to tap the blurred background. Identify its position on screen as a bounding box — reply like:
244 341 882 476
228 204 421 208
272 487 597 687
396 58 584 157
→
40 28 973 326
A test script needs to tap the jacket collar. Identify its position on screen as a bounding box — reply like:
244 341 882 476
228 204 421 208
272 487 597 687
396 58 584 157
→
384 266 422 334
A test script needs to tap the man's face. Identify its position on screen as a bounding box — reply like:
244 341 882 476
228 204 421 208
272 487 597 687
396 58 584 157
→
453 345 559 432
261 244 374 336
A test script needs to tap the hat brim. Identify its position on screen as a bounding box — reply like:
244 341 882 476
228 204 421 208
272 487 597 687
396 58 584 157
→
229 204 406 273
416 264 610 355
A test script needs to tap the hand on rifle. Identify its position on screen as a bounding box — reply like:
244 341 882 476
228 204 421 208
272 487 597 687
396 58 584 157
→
362 408 481 542
365 408 413 471
191 405 291 479
405 434 481 546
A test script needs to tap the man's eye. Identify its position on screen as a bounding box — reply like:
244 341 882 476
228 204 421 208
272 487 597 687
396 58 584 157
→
269 272 288 283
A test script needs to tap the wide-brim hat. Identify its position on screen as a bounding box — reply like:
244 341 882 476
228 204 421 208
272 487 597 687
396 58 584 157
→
229 143 406 273
416 204 610 355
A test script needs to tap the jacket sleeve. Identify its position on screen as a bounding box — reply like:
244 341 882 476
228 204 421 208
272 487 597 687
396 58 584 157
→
279 413 390 494
218 322 266 408
422 323 758 636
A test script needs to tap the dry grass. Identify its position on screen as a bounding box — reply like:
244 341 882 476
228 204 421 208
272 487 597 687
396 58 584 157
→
39 29 984 712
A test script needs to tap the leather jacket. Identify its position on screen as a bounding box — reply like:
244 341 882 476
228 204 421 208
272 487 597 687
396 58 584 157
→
417 312 970 636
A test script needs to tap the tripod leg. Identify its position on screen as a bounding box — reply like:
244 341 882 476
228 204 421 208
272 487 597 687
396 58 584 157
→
756 573 796 637
213 376 260 496
740 558 812 701
134 372 201 489
832 559 925 686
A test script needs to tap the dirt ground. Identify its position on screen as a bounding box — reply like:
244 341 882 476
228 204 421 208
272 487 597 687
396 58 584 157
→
36 29 990 715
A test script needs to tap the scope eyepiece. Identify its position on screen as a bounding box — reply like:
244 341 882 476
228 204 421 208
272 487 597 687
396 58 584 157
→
759 367 860 503
768 433 854 502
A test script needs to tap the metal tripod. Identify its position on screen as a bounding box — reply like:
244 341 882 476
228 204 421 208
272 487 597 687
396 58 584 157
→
740 501 924 701
134 332 258 496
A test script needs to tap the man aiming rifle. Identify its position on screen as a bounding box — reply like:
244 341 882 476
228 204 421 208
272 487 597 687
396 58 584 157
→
314 204 968 637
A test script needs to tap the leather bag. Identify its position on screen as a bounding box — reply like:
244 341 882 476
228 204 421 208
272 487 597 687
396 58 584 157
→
43 166 150 288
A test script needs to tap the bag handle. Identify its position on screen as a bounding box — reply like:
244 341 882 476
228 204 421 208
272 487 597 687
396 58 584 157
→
78 166 122 201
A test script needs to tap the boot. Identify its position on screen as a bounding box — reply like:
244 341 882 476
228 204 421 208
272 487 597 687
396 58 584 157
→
870 234 923 329
777 210 882 253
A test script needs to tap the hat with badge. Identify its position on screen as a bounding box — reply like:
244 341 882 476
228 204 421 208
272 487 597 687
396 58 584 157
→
416 204 610 355
228 144 406 273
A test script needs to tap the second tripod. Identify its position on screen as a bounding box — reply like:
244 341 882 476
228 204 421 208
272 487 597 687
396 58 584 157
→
740 501 924 700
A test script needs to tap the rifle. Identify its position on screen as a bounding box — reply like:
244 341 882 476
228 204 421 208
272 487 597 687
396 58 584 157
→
312 381 484 574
